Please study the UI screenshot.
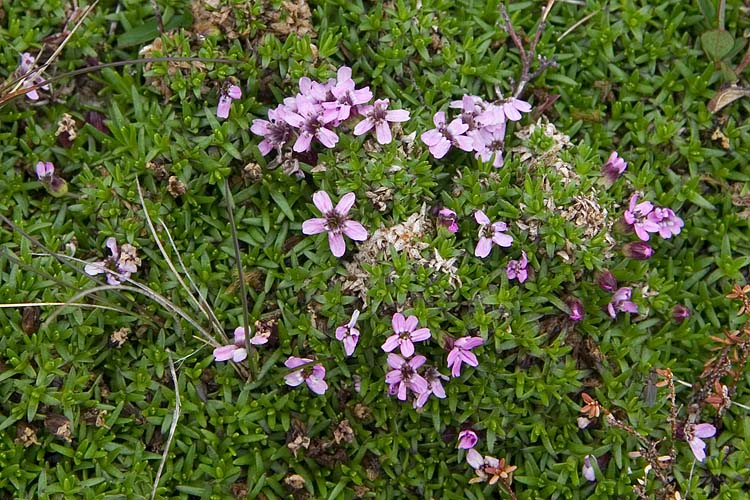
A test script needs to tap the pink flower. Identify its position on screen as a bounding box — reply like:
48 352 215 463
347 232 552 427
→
35 161 54 181
385 353 428 401
672 304 691 323
353 98 410 144
457 429 478 449
471 124 506 168
600 151 627 187
282 97 339 152
413 366 448 408
213 327 251 362
302 191 368 257
382 312 431 357
607 287 638 318
624 193 660 241
322 66 373 123
250 107 294 156
685 422 716 462
437 208 459 233
420 111 473 158
506 251 528 283
335 309 361 356
217 84 241 119
84 237 141 285
474 210 513 258
466 449 499 480
446 336 484 377
500 96 532 121
284 356 328 395
17 52 48 101
567 298 584 322
648 207 684 239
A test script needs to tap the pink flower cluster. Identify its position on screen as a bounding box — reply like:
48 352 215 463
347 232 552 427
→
382 313 484 408
251 67 409 157
597 271 638 319
624 193 684 242
84 237 141 285
421 94 531 166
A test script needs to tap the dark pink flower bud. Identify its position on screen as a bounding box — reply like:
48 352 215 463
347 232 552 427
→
622 242 654 260
567 298 584 321
600 151 627 187
672 304 690 324
597 270 617 292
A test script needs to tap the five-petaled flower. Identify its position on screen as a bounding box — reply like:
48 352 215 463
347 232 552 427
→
335 309 361 357
353 98 410 144
84 237 141 285
506 251 528 283
213 326 267 362
382 312 431 357
446 336 484 377
413 366 448 408
467 449 517 485
385 353 428 401
284 356 328 395
607 287 638 318
217 84 241 119
684 422 716 462
474 210 513 258
302 191 368 258
623 193 660 241
421 111 473 159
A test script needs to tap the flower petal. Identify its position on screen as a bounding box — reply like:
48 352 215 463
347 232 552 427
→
410 327 431 342
302 218 327 235
284 371 305 387
335 192 356 216
475 237 492 258
312 191 333 214
392 313 406 333
382 334 400 353
375 122 392 144
474 210 490 225
399 339 415 358
213 345 236 362
328 232 346 257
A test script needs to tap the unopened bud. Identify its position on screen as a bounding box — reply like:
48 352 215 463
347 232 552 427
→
597 270 618 292
672 304 690 324
622 242 654 260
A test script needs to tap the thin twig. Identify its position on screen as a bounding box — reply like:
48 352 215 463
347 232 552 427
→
224 178 255 380
149 0 165 35
150 350 181 500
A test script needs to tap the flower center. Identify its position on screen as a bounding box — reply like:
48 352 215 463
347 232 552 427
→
325 211 347 233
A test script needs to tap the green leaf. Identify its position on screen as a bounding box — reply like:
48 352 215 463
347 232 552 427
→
701 29 734 61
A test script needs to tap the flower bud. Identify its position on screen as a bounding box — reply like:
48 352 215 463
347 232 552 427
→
600 151 627 188
457 429 478 449
622 242 654 260
437 208 458 233
672 304 690 324
47 176 68 197
597 270 618 292
582 455 597 482
567 298 584 321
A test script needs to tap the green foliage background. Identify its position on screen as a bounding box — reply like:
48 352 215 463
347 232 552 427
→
1 0 750 499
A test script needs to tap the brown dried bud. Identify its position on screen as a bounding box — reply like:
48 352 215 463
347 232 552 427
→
167 176 186 197
21 307 41 334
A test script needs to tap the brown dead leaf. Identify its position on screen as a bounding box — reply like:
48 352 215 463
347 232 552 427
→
708 84 750 113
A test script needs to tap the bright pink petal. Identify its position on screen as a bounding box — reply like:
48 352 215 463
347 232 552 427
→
410 328 431 342
460 351 479 367
293 133 313 152
343 336 358 356
233 326 248 344
399 339 415 357
285 356 312 369
306 376 328 395
302 218 327 235
227 85 242 99
382 334 400 352
213 345 236 362
217 96 232 119
403 315 419 332
409 355 427 369
392 313 406 333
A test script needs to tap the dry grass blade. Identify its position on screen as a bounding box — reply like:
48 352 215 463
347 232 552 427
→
158 218 224 338
136 178 229 344
0 301 127 314
150 350 180 500
556 9 599 42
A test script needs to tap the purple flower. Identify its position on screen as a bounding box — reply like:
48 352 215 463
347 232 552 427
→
353 98 410 144
284 356 328 395
282 97 339 152
413 366 448 408
622 242 654 260
582 455 597 482
17 52 48 101
648 207 684 239
446 336 484 377
500 96 532 121
213 327 251 362
506 251 528 283
474 210 513 258
672 304 691 324
35 161 54 181
335 309 361 357
472 124 506 168
217 84 241 119
385 353 428 401
607 287 638 318
457 429 478 450
302 191 368 258
567 298 584 322
437 208 458 233
84 237 141 285
600 151 627 187
597 270 618 292
685 422 716 462
624 193 660 241
420 111 473 159
466 449 499 480
250 107 294 156
381 312 431 357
